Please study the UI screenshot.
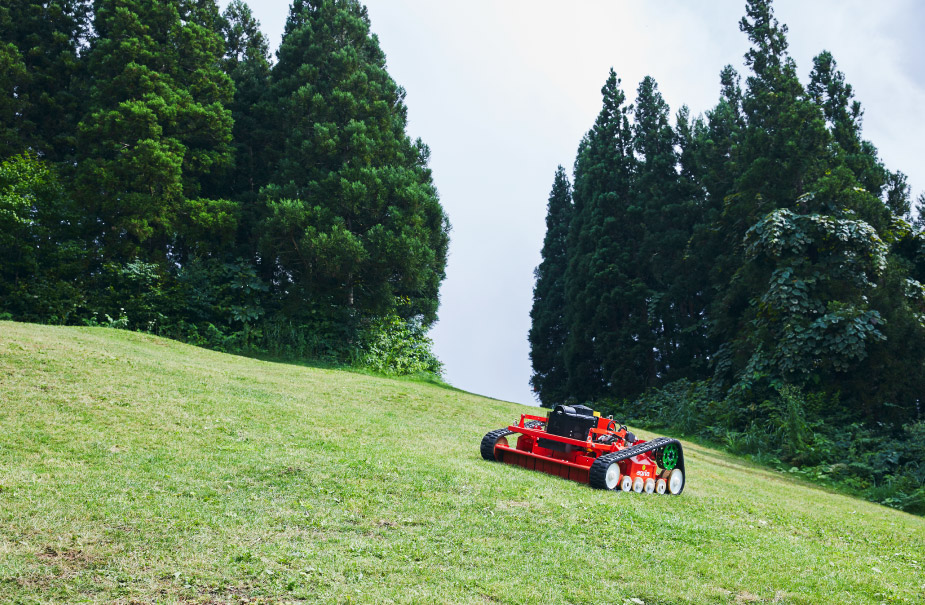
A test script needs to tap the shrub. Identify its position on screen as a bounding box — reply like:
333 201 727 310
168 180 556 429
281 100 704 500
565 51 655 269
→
353 315 443 377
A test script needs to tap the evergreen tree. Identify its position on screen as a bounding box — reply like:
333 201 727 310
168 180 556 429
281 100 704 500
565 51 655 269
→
75 0 235 262
217 0 273 202
735 0 828 214
709 0 830 382
807 51 863 152
709 0 924 419
632 76 681 385
564 69 636 401
807 50 909 212
260 0 449 327
529 166 572 406
884 170 912 218
913 193 925 231
0 0 90 162
0 40 27 159
671 105 714 379
699 66 745 204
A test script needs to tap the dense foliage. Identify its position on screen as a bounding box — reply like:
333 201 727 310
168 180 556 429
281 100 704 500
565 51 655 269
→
0 0 449 376
529 0 924 511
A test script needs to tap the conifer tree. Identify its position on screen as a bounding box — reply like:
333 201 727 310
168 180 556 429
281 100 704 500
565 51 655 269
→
260 0 449 326
913 194 925 231
217 0 273 202
0 0 90 161
0 40 27 159
807 50 907 211
75 0 235 262
699 66 745 203
735 0 828 212
632 76 682 384
564 69 636 401
529 166 572 406
671 106 714 378
703 0 925 418
708 0 830 381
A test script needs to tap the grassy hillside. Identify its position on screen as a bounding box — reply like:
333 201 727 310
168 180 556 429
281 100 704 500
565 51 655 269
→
0 323 923 604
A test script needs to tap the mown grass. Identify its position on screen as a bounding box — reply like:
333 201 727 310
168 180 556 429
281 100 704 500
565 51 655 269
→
0 321 923 604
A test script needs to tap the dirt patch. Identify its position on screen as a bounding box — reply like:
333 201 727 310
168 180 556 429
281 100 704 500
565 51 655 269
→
38 545 95 566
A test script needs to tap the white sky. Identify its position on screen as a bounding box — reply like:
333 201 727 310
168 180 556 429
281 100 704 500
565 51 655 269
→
230 0 925 405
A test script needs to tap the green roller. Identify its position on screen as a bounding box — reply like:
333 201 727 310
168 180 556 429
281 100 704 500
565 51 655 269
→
657 443 679 471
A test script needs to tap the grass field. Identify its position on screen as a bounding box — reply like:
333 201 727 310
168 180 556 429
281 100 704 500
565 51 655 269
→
1 322 923 604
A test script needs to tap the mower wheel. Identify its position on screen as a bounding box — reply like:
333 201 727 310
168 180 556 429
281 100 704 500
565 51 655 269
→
633 477 644 493
589 453 621 490
480 429 512 462
655 478 667 494
655 442 680 471
620 475 633 492
667 469 685 495
644 478 656 494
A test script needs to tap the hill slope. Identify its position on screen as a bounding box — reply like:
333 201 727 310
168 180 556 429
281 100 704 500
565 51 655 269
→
0 322 923 604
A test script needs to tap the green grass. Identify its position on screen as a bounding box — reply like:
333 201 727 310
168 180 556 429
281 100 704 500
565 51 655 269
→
1 322 923 604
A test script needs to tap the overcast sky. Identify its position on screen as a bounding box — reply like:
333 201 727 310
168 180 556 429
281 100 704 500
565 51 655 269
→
229 0 925 405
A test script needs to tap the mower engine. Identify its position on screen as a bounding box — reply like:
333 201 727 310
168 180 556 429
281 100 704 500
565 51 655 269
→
480 404 685 494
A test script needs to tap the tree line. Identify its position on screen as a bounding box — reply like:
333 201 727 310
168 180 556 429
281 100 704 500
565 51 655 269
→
0 0 449 374
530 0 925 512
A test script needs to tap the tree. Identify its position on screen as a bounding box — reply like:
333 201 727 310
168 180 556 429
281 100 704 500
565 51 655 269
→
0 40 27 159
216 0 273 203
632 76 684 385
0 153 87 322
0 0 90 162
75 0 235 263
913 193 925 231
807 50 910 213
564 69 637 401
671 105 714 379
529 166 572 406
740 171 889 383
709 0 831 382
260 0 449 328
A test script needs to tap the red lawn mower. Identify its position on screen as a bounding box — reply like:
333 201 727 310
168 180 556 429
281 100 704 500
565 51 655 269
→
481 404 685 494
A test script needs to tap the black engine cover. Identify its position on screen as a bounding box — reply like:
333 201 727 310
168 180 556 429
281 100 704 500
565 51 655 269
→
538 404 597 452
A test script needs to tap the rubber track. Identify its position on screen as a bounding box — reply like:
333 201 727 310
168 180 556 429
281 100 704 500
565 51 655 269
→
480 429 513 461
588 437 686 494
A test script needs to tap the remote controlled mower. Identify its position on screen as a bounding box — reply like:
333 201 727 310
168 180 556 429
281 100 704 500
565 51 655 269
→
480 404 685 494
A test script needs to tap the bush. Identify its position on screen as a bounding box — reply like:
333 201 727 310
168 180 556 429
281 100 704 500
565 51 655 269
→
603 377 925 514
353 315 443 377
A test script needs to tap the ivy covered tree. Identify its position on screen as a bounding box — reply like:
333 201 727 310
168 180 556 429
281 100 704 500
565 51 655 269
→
260 0 449 329
529 166 572 406
709 0 831 383
526 0 924 511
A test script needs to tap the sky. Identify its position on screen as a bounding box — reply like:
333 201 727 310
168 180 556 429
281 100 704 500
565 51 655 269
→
227 0 925 405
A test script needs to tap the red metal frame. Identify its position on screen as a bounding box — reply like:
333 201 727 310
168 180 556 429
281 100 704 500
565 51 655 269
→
493 413 661 486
